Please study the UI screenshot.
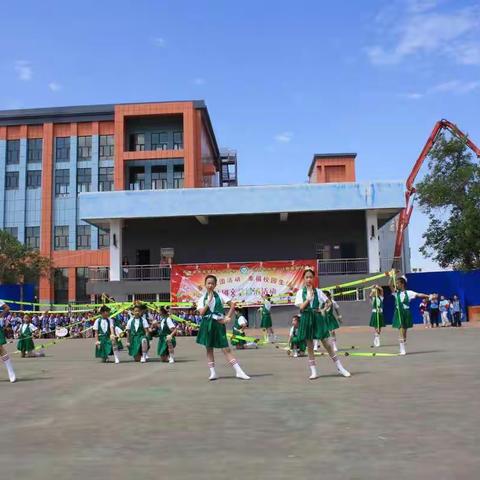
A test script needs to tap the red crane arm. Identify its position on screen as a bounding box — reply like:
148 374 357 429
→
394 119 480 259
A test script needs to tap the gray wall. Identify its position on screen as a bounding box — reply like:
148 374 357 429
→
122 211 368 266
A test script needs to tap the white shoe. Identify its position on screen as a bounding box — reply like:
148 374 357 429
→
399 343 406 355
9 373 16 383
313 346 319 352
333 343 338 352
373 336 380 347
337 365 351 377
209 372 218 381
236 371 250 380
293 351 298 358
309 366 318 380
168 356 175 364
115 358 120 364
140 356 147 363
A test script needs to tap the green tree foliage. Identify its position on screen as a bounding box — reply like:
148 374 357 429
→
0 230 53 284
416 135 480 270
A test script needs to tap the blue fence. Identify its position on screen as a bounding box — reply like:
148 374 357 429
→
0 284 35 311
382 270 480 324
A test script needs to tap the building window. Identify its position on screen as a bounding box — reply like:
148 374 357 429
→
129 133 145 151
77 168 92 193
98 227 110 248
54 226 69 250
151 165 168 189
76 225 91 250
151 132 169 151
173 131 183 150
55 169 70 196
76 267 90 303
99 135 114 160
27 170 42 189
55 137 70 162
77 136 92 161
6 140 20 165
4 227 18 239
27 138 43 163
128 167 145 190
5 172 19 190
54 268 69 304
25 226 40 249
173 164 184 189
98 167 114 191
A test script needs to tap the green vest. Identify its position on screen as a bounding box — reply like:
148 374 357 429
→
302 287 320 310
372 296 383 312
19 324 34 339
203 292 224 316
130 317 147 336
160 317 172 336
97 318 110 338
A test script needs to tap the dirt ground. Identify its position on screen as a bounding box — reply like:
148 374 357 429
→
1 325 479 480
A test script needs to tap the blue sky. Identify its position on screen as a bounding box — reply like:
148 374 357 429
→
1 0 479 271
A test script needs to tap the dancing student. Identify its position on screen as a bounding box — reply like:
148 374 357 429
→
259 294 275 343
17 313 44 358
389 274 430 355
152 307 177 363
126 304 152 363
295 268 351 379
288 315 306 358
231 307 247 350
369 285 385 347
0 301 16 382
94 306 115 363
323 291 342 352
196 275 250 381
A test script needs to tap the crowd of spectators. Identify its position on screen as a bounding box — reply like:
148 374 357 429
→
419 294 464 328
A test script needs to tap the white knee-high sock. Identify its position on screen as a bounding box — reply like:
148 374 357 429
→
2 354 16 382
229 358 250 379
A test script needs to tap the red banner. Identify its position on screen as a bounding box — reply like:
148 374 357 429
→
170 260 316 305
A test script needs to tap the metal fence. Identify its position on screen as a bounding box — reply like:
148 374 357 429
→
317 257 402 275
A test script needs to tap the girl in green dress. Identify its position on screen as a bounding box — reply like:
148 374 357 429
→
16 314 44 358
93 306 120 363
151 307 177 363
259 294 275 343
389 273 430 355
0 301 16 382
369 285 385 347
126 305 152 363
196 275 250 381
231 307 248 349
323 291 342 352
295 268 351 379
288 315 306 357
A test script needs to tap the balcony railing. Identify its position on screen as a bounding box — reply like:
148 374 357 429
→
89 265 171 282
317 257 402 275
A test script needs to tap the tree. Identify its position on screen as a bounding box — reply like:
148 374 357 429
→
416 134 480 270
0 230 53 284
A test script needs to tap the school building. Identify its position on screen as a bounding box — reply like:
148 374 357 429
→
0 100 409 321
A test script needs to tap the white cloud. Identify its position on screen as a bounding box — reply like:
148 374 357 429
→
152 37 166 48
193 77 206 85
14 60 32 81
366 3 480 66
48 82 62 92
274 132 293 143
401 79 480 99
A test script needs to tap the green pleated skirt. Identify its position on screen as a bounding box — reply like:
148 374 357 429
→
157 334 176 356
298 310 330 341
0 327 6 346
260 311 272 329
128 333 150 357
290 335 306 352
325 311 340 331
196 316 229 349
95 336 113 359
231 327 246 346
392 309 413 329
369 312 385 328
17 337 35 353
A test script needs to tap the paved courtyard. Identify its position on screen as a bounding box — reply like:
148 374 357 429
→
1 325 479 480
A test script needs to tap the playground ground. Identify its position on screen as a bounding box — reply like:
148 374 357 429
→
1 325 479 480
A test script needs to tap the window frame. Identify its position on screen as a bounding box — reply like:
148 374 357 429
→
25 226 40 249
77 136 92 161
55 169 70 196
55 137 71 162
54 226 69 250
26 170 42 189
76 225 91 250
6 140 20 165
27 138 43 164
